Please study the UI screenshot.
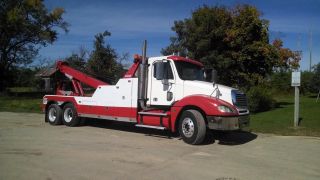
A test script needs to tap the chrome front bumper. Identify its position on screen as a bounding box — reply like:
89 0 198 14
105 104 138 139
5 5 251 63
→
206 115 250 130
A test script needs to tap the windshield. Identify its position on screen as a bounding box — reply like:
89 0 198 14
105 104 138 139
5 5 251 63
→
174 61 205 81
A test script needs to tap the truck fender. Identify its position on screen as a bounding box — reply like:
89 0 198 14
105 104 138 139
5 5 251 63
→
170 95 238 132
43 95 78 111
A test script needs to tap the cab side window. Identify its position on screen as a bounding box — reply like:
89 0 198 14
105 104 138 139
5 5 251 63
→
153 62 173 80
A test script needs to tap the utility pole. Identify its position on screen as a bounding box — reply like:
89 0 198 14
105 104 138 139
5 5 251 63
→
297 33 301 52
297 33 302 70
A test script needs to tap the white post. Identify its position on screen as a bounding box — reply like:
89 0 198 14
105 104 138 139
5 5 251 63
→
294 86 300 127
291 71 301 127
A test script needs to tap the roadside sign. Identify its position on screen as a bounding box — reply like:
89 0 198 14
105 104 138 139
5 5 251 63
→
291 72 301 87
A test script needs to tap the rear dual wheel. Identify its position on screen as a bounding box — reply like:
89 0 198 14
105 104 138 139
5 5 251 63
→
62 103 80 127
46 103 80 127
46 104 62 125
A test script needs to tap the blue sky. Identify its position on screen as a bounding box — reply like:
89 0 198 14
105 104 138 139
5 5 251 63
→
40 0 320 70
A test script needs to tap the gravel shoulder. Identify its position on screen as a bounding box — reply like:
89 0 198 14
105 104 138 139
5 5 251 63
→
0 112 319 180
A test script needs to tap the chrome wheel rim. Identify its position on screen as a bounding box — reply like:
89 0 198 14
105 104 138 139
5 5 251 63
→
64 108 73 123
182 117 194 138
48 108 57 122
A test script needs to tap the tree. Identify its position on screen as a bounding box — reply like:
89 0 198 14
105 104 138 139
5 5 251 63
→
64 54 86 72
12 67 39 87
64 46 88 72
272 39 301 71
87 31 123 84
0 0 68 91
162 5 295 88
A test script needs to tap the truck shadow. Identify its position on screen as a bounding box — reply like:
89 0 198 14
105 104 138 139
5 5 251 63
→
202 130 257 145
83 119 257 145
84 118 174 139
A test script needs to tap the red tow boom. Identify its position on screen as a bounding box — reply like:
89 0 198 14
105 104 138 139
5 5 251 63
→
55 61 108 96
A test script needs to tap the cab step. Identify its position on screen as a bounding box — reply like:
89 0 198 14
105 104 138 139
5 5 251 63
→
138 112 167 116
135 124 166 130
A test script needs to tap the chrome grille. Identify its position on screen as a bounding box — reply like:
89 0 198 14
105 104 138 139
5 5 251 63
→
235 93 248 108
232 90 248 109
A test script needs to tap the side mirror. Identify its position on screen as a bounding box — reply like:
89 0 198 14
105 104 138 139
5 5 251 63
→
204 69 218 83
154 60 172 80
211 69 218 84
155 62 165 80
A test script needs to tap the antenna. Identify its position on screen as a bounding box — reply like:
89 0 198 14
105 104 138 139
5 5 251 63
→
309 30 313 71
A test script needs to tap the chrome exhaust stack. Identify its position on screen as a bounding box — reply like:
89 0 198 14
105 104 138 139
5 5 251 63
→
138 40 148 110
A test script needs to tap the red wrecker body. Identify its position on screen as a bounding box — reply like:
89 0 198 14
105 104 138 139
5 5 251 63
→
43 41 249 144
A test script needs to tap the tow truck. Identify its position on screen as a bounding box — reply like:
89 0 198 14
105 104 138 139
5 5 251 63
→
42 41 249 145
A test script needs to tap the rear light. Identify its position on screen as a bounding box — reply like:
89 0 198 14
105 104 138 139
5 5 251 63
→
134 54 141 62
43 98 48 104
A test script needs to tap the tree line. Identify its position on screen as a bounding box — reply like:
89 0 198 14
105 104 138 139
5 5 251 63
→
0 0 124 91
0 0 68 91
1 1 319 112
161 5 301 89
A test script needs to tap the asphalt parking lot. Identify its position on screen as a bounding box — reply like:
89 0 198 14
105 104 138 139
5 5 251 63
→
0 112 319 180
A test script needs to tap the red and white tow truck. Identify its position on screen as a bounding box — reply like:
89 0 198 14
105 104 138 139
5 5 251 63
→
42 41 249 145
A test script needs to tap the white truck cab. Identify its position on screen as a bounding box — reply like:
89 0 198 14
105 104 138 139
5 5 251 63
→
147 56 249 115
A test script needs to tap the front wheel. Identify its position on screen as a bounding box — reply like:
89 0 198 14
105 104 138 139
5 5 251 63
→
62 103 80 127
179 110 206 145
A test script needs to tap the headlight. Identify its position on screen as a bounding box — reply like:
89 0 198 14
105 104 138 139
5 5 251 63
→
231 90 237 105
218 105 234 113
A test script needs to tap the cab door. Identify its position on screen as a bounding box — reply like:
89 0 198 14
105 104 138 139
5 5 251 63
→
149 60 175 106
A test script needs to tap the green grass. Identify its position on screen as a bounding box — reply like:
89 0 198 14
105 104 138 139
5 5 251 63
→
7 87 37 93
0 96 42 113
250 95 320 136
0 94 319 137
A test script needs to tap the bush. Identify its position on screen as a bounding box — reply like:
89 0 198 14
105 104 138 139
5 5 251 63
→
310 63 320 92
270 70 319 95
246 86 275 113
270 71 291 94
301 71 315 94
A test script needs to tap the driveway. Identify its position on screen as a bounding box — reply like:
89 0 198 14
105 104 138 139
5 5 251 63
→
0 112 319 180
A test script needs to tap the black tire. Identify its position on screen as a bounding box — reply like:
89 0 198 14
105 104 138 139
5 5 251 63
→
62 103 80 127
46 104 62 125
178 109 206 145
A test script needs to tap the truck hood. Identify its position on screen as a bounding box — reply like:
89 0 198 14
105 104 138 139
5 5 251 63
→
183 80 235 105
